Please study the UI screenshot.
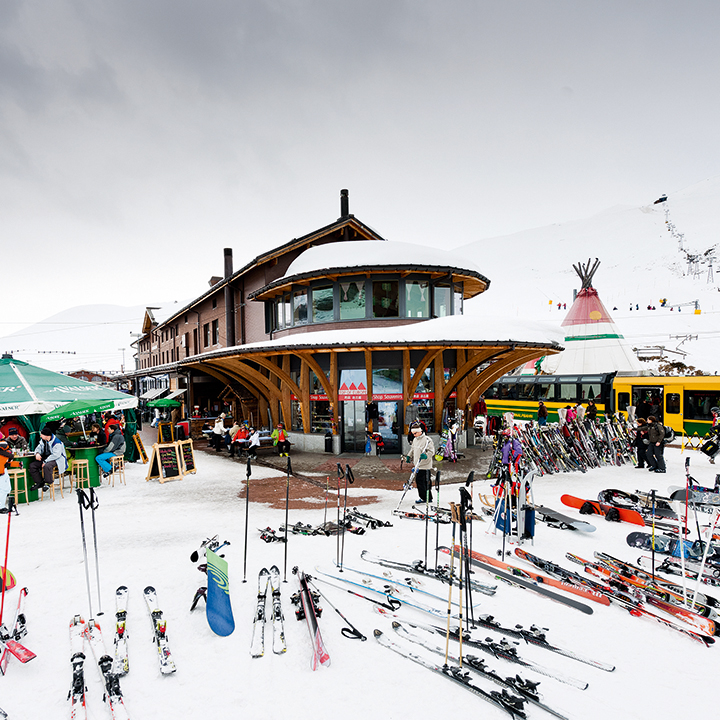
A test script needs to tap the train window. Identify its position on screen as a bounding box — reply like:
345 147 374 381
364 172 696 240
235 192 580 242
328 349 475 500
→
617 392 630 412
517 383 538 401
684 391 720 420
581 383 601 401
537 382 554 400
488 383 501 399
665 393 680 415
558 383 578 402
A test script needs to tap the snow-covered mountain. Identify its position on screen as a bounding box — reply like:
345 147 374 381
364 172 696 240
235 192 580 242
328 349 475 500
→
458 176 720 374
0 304 165 374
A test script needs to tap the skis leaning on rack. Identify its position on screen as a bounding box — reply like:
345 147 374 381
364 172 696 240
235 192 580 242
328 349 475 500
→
143 586 176 674
251 566 287 657
69 615 130 720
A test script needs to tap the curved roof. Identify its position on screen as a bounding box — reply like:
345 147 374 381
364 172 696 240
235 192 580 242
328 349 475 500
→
249 240 491 300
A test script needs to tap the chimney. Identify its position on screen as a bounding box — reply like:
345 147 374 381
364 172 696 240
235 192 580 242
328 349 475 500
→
224 248 236 347
340 189 349 218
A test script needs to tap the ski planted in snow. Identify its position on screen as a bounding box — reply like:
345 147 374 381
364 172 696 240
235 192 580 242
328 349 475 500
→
68 616 87 720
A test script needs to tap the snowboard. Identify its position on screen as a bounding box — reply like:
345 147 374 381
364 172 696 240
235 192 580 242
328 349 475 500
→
534 505 596 532
561 494 645 526
669 486 720 506
206 548 235 636
626 531 720 564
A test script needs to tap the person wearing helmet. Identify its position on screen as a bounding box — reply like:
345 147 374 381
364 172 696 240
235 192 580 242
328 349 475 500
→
405 421 435 503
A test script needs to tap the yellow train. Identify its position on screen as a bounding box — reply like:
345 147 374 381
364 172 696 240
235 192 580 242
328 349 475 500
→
484 372 720 436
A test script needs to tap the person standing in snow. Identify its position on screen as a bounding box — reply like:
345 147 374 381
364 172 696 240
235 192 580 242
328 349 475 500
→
634 418 649 469
537 401 548 426
0 441 13 513
405 421 435 503
586 399 598 423
646 415 666 473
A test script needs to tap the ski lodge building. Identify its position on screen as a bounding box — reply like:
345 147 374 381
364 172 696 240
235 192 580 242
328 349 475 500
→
127 191 561 453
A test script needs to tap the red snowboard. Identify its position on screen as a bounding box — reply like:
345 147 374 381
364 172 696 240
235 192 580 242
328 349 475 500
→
561 494 645 526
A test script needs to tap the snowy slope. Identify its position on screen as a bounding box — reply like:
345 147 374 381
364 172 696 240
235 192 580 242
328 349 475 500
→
458 177 720 374
0 446 717 720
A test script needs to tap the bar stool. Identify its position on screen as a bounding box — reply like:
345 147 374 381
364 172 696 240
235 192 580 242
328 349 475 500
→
109 456 126 487
70 460 91 491
8 468 29 506
41 471 56 501
51 466 65 499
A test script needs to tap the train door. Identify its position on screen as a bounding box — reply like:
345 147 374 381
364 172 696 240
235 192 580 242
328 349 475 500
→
632 385 664 421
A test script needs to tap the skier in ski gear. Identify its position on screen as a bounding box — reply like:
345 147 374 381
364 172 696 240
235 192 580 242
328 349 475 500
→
634 418 649 469
646 415 666 473
406 421 434 503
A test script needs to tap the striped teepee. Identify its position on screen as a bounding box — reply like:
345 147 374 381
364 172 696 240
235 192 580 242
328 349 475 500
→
549 258 643 374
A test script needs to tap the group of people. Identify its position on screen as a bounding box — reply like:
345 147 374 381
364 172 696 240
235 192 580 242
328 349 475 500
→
207 414 287 459
633 416 667 473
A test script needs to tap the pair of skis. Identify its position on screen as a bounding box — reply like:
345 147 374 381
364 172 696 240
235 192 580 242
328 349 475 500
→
292 568 329 670
250 566 286 657
69 615 129 720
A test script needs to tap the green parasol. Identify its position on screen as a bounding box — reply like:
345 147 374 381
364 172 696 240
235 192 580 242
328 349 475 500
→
146 398 181 408
40 398 117 423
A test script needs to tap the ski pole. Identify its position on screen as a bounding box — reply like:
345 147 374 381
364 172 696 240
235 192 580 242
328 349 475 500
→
339 464 354 572
76 489 94 619
283 456 292 583
88 488 103 616
305 576 367 640
323 475 329 526
243 457 251 583
444 503 458 665
434 470 441 570
650 489 656 584
336 464 343 568
0 501 11 626
465 471 474 557
459 486 474 629
423 471 431 571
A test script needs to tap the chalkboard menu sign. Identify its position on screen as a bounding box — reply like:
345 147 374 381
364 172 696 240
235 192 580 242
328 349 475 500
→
178 439 196 475
146 442 183 483
157 422 174 444
133 433 148 464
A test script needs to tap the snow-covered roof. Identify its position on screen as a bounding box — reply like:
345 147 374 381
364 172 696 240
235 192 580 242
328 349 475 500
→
182 313 562 362
286 240 487 278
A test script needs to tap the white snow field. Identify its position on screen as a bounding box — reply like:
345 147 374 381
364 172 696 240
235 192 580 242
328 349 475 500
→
0 444 716 720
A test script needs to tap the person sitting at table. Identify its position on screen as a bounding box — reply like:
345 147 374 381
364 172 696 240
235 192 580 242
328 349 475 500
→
88 423 103 445
5 427 28 453
103 412 122 442
0 440 13 513
29 426 68 492
229 423 250 457
95 425 126 479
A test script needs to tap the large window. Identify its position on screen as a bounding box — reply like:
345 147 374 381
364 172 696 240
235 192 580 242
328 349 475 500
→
293 290 308 325
312 286 334 323
211 319 219 345
433 284 452 317
203 323 210 348
340 279 365 319
405 281 429 318
373 281 399 318
558 382 578 403
684 391 720 420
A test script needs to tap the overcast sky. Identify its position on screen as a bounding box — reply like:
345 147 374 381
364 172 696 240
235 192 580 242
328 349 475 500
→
3 0 720 344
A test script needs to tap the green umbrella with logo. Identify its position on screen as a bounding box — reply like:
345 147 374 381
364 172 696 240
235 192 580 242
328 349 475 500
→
146 398 181 408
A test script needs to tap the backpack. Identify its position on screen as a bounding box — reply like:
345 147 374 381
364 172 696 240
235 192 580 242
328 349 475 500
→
663 426 675 445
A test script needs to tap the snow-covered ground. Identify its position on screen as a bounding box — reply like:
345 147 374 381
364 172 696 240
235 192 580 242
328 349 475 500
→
0 445 717 720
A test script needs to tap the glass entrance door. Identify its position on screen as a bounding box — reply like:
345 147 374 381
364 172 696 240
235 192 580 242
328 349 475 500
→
376 401 400 453
342 401 366 453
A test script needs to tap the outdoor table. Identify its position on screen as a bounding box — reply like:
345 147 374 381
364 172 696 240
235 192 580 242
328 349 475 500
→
10 454 39 503
70 446 102 488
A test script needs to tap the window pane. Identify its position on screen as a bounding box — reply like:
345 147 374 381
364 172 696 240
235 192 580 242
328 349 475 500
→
434 284 451 317
558 383 577 402
373 281 399 318
276 299 283 329
581 383 601 401
312 286 334 323
293 290 308 325
454 288 463 315
340 279 365 319
683 391 720 420
283 295 291 326
405 281 429 318
666 393 680 415
517 383 538 401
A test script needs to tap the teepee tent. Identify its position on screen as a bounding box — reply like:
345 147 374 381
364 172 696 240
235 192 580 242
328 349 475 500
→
543 259 643 375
